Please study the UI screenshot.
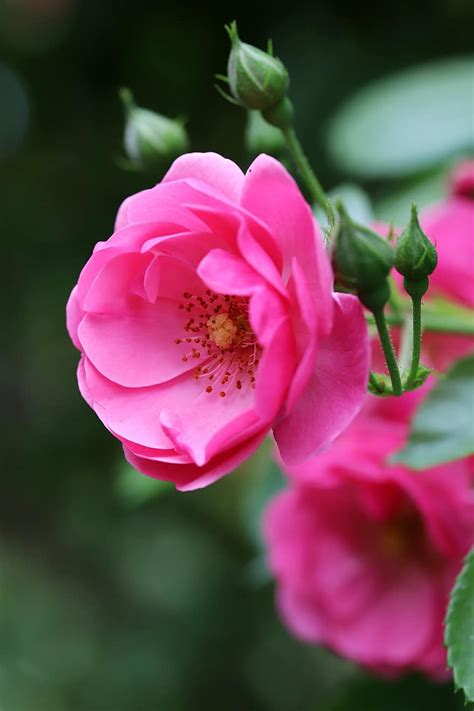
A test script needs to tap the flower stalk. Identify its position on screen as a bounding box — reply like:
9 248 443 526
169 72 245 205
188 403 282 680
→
372 306 403 396
405 290 423 389
220 23 334 228
279 122 335 227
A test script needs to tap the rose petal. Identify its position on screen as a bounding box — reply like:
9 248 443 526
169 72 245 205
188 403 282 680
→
241 154 333 333
66 286 83 350
163 152 245 203
197 248 266 295
124 427 267 491
274 293 369 465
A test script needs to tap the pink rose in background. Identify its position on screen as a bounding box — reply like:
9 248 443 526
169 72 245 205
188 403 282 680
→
416 160 474 370
372 160 474 373
264 393 474 678
66 152 369 490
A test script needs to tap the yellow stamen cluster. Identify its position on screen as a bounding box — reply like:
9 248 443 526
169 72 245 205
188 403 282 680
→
207 313 238 349
174 289 261 396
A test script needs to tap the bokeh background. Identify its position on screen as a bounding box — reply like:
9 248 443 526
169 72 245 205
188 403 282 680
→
1 1 473 709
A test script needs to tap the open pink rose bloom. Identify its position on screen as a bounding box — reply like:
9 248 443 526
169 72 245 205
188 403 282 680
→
265 391 474 678
66 153 369 489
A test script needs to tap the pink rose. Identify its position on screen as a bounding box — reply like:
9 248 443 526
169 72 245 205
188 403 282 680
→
66 153 369 490
373 161 474 371
264 393 474 678
417 160 474 370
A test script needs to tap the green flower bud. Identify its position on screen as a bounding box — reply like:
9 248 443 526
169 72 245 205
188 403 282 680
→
261 97 294 131
359 281 392 312
120 88 189 169
245 110 286 155
332 203 395 304
395 203 438 282
395 204 438 301
225 22 289 111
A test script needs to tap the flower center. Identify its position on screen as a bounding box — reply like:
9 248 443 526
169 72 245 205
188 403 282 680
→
377 508 424 560
207 313 238 349
174 290 261 397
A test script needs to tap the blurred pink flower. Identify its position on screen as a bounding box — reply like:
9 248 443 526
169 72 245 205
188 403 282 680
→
410 162 474 370
265 393 474 678
67 153 369 490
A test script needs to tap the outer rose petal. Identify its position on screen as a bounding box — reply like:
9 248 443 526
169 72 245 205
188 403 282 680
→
124 427 267 492
241 154 333 336
274 293 369 465
115 178 230 229
66 286 83 350
422 197 474 307
276 586 324 643
329 566 437 669
284 258 319 412
163 152 245 203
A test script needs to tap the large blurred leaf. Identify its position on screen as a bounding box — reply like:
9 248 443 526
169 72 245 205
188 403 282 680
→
445 548 474 704
394 354 474 468
328 57 474 177
374 166 448 226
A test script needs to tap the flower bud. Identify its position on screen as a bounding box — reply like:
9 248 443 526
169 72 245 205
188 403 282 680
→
120 88 189 169
332 203 395 308
245 110 286 155
225 22 289 111
395 203 438 283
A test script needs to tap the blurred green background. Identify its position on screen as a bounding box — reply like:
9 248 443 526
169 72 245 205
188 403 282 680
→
1 1 473 709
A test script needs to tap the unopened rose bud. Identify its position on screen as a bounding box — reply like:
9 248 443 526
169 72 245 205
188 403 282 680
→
332 202 395 309
395 203 437 299
120 88 189 169
225 21 289 112
245 110 286 155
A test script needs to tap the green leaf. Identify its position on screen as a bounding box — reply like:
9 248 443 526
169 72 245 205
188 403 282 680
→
328 57 474 177
393 354 474 468
445 547 474 704
374 165 448 226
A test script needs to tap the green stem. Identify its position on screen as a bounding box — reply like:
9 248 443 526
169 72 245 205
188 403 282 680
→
372 307 403 396
282 127 335 228
405 296 422 389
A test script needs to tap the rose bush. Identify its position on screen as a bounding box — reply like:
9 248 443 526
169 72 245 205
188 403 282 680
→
264 391 474 677
66 153 369 490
